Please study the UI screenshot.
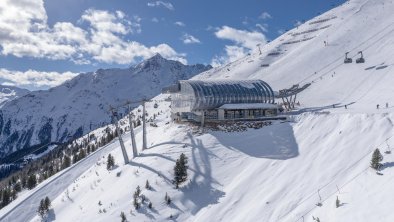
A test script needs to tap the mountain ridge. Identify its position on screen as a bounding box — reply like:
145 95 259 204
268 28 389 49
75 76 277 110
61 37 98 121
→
0 55 212 158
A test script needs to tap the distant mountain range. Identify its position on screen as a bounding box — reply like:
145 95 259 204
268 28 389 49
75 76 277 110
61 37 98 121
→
0 85 30 107
0 54 211 158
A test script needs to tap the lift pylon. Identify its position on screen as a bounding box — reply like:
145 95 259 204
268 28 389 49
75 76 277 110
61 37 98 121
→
127 103 138 158
110 106 129 164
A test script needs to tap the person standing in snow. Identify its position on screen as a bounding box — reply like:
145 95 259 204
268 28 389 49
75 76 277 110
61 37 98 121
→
377 104 380 109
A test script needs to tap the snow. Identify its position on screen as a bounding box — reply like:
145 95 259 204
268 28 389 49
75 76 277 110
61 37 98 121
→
2 0 394 221
13 102 394 222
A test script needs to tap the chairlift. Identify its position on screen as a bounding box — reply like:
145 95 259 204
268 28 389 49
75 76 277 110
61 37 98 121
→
356 51 365 63
344 52 352 63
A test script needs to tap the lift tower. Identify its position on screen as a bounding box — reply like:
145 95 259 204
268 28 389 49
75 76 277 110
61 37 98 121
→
110 106 129 164
127 102 138 158
142 99 147 150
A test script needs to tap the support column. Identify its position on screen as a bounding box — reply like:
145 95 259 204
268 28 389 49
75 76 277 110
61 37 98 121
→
112 111 129 164
293 94 297 109
200 111 205 133
142 99 147 150
128 105 138 158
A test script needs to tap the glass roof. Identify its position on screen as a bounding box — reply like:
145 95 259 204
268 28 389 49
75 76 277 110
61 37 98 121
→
179 80 275 110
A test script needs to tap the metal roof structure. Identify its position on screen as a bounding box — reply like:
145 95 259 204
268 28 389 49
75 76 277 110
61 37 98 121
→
171 79 275 111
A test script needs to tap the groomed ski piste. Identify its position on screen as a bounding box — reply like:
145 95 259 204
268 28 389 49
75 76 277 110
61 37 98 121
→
1 0 394 221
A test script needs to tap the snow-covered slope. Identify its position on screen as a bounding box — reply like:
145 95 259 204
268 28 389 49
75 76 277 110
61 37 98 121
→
20 96 394 222
0 85 29 107
198 0 394 112
0 54 211 158
3 0 394 221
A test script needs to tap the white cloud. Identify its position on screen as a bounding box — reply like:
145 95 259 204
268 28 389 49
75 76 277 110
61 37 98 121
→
181 34 201 44
174 21 185 27
151 17 159 23
0 1 186 65
147 1 174 10
212 26 267 67
215 26 266 49
211 46 247 67
0 68 78 89
255 23 268 33
259 12 272 20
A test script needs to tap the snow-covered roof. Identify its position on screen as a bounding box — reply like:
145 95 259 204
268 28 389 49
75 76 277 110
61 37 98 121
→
218 103 278 110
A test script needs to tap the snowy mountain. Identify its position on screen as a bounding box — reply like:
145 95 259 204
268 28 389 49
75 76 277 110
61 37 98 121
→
0 85 29 107
2 0 394 222
0 54 211 158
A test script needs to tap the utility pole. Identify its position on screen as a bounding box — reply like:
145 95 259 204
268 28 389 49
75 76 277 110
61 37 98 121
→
257 43 262 55
110 106 129 164
142 99 147 150
127 103 138 158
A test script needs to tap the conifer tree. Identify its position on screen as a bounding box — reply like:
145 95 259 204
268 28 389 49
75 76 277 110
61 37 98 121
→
173 153 188 188
62 155 71 169
371 148 383 170
13 182 21 192
1 189 10 207
72 155 79 164
134 186 141 198
145 180 150 190
78 149 86 160
38 199 46 218
44 196 51 210
27 174 37 190
165 192 171 205
120 211 127 222
133 196 140 210
107 154 115 170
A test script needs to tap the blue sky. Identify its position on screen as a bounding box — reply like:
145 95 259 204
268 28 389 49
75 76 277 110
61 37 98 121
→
0 0 345 90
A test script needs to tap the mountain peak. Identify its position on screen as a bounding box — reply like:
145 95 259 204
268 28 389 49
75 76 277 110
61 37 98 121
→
135 53 172 70
150 53 163 60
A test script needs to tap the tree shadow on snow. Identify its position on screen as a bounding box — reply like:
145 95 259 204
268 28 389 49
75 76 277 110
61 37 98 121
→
381 162 394 170
178 133 225 215
212 122 299 160
128 162 172 184
46 209 56 221
137 206 157 220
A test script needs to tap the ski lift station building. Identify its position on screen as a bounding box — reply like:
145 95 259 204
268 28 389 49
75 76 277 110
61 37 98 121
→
164 79 280 122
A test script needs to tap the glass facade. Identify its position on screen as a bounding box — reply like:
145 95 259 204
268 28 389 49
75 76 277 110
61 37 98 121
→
171 80 275 112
